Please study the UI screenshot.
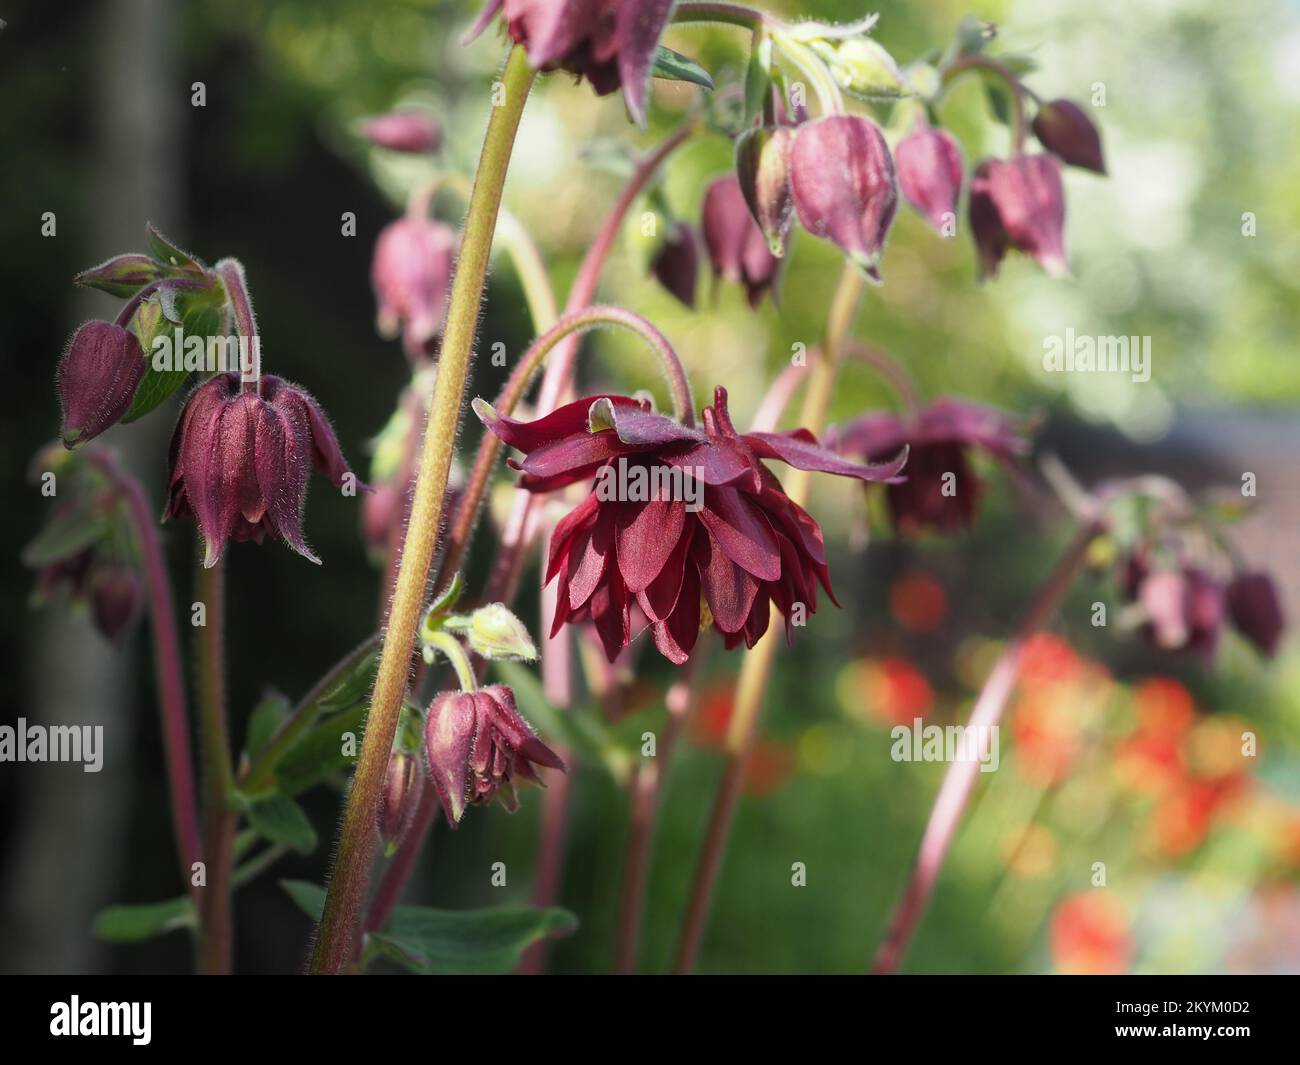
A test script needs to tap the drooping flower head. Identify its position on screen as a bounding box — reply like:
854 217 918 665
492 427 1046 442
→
1226 571 1285 658
358 110 442 154
164 372 359 567
424 684 565 825
701 176 782 308
57 320 147 448
1032 99 1106 175
468 0 673 126
650 221 699 309
827 398 1028 535
894 117 964 234
969 154 1068 280
477 387 907 663
371 215 457 360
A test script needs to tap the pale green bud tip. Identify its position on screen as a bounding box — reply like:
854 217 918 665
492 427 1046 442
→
466 602 538 662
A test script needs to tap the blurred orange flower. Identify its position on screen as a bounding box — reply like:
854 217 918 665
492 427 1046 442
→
1050 892 1133 974
889 572 947 633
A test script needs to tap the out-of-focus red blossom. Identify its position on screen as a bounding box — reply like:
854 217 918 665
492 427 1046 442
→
57 320 147 448
894 117 964 233
1114 677 1195 795
826 397 1027 535
1226 571 1286 657
361 480 404 559
691 682 734 748
371 215 457 360
164 372 360 567
889 572 947 633
1032 99 1106 175
1133 676 1196 739
423 685 565 826
358 110 442 153
742 739 795 797
1016 633 1084 691
790 115 898 281
89 562 143 644
866 657 934 726
969 154 1069 280
1050 892 1133 975
701 175 782 308
1149 776 1245 857
477 387 907 663
468 0 673 126
650 222 699 309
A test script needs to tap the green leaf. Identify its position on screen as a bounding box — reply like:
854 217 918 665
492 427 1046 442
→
280 879 327 921
22 512 113 568
650 45 714 90
985 80 1013 125
121 296 223 424
316 648 379 713
93 897 195 942
244 690 291 760
368 905 577 974
274 701 367 796
145 222 205 274
244 793 318 853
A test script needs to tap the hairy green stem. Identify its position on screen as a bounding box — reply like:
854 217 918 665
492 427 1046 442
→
309 46 536 975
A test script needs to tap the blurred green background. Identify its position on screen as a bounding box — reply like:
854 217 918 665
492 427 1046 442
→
1 0 1298 974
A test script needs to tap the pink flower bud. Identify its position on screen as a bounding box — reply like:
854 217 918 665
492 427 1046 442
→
790 115 898 282
1032 99 1106 175
1226 571 1285 657
370 216 457 361
424 685 564 826
894 119 964 233
378 751 424 854
650 222 699 309
164 373 361 567
57 320 146 448
969 154 1069 280
701 176 781 308
735 125 795 256
359 110 442 154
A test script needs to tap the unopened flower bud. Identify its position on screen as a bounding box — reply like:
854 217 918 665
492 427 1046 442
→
735 125 795 256
57 320 147 448
1032 99 1106 175
465 602 538 661
378 750 424 855
790 115 898 281
650 222 699 308
895 119 964 233
74 254 168 298
359 110 442 153
89 561 143 644
1226 571 1285 657
817 37 911 99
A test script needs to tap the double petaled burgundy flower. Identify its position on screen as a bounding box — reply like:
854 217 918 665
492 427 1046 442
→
164 372 359 567
424 685 565 825
969 154 1069 280
469 0 673 126
827 398 1027 534
477 387 907 663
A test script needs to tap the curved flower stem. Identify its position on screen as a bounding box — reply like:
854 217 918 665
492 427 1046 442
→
613 650 705 974
425 631 478 692
673 263 864 974
214 259 260 391
442 306 696 581
88 451 201 903
939 53 1031 153
672 2 776 32
194 553 236 974
870 518 1103 973
845 340 922 415
309 46 536 976
751 362 809 433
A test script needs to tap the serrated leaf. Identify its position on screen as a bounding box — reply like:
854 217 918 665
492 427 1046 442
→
22 512 113 567
368 905 577 974
245 793 318 853
650 45 714 90
245 690 290 760
93 897 195 942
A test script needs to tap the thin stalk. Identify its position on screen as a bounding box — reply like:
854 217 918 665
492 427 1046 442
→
614 652 703 973
214 259 261 391
89 451 201 902
309 46 536 975
940 54 1030 153
672 3 775 32
673 263 864 974
364 790 439 935
194 554 236 975
870 519 1103 973
845 340 922 415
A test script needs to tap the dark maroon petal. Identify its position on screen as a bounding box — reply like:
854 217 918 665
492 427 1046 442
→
661 438 754 487
968 160 1010 281
566 503 616 610
286 381 358 487
655 555 702 663
741 589 771 648
591 396 706 448
617 496 686 593
545 491 600 584
823 411 908 459
483 684 566 771
637 520 695 623
254 401 317 564
912 397 1029 458
615 0 674 126
699 487 781 581
516 431 628 486
1226 572 1285 658
759 487 828 568
590 570 631 662
985 154 1069 278
475 393 642 453
698 531 759 634
651 222 699 308
506 0 590 68
895 121 964 232
745 429 908 482
424 690 479 826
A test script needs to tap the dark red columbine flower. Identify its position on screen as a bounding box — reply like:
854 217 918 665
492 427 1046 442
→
1226 571 1285 658
371 215 457 360
1032 99 1106 175
894 117 964 234
790 115 898 281
1130 564 1225 661
424 685 565 825
164 372 359 567
57 320 147 448
651 221 699 309
477 387 907 663
969 154 1069 280
468 0 673 126
702 176 782 308
359 110 442 154
826 398 1027 535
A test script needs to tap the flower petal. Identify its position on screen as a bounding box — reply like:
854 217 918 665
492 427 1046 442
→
617 496 686 593
745 429 909 481
698 530 759 634
699 486 781 582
